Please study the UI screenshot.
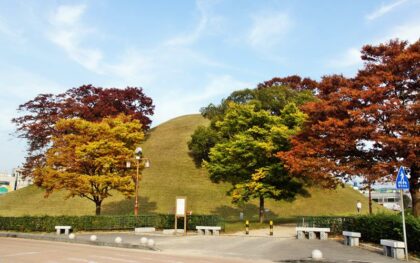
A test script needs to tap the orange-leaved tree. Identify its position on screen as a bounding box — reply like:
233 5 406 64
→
278 39 419 216
34 114 145 215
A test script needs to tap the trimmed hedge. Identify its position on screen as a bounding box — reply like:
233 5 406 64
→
298 215 420 253
297 216 351 234
0 214 224 232
343 214 420 254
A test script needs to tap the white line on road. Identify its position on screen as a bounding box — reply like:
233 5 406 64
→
91 255 139 263
66 257 98 263
3 251 40 257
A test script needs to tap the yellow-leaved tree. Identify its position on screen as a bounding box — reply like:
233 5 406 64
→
34 114 144 215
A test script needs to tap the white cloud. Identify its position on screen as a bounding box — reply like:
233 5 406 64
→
106 44 234 89
248 11 292 48
366 0 407 21
152 74 251 125
328 48 362 68
327 18 419 74
47 4 103 73
384 21 420 43
165 0 222 46
105 49 157 86
185 74 251 102
52 4 86 25
44 2 242 128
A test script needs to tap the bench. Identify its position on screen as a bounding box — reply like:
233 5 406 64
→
380 239 405 260
296 227 330 240
134 227 156 234
342 231 361 246
196 226 221 236
55 226 72 235
162 229 184 235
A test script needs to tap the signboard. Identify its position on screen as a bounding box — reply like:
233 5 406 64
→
176 197 186 216
396 166 409 190
175 196 187 235
396 166 409 261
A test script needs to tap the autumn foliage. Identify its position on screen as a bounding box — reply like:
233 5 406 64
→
277 39 420 216
13 85 154 177
34 114 144 215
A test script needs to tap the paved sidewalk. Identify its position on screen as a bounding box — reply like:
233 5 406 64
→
228 225 297 238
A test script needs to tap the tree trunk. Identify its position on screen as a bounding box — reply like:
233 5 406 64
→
259 196 265 223
95 201 102 216
411 189 419 217
368 183 372 214
409 165 419 217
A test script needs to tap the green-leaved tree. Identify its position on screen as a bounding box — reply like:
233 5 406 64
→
204 102 309 222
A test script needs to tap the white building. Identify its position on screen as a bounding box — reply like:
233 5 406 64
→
349 178 411 211
0 168 32 195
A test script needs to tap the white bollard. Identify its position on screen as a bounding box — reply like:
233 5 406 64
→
147 239 155 247
140 237 148 245
115 236 122 244
312 249 323 260
90 235 97 241
68 233 75 239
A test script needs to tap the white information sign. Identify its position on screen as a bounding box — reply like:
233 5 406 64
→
176 197 186 216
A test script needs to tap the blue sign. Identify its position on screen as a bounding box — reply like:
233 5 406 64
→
396 166 410 190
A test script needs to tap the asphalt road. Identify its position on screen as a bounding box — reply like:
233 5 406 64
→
0 238 267 263
0 230 409 263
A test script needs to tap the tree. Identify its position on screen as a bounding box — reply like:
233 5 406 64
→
12 85 154 177
201 85 315 119
277 75 381 213
279 39 420 216
355 40 419 216
187 126 220 165
257 75 317 92
204 102 308 222
34 114 144 215
190 85 315 166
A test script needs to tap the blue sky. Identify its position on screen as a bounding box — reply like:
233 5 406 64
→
0 0 419 173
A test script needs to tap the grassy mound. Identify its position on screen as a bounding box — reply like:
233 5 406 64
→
0 114 387 218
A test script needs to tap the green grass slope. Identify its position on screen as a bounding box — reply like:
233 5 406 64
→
0 114 387 218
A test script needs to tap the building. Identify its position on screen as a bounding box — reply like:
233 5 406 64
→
349 178 411 211
368 187 401 211
0 168 32 195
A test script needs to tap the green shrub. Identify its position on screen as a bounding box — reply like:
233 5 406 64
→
343 214 420 253
0 214 223 232
298 215 420 253
297 216 352 234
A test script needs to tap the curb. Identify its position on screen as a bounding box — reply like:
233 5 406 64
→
0 232 159 251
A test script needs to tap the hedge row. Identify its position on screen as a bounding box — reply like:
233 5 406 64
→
297 216 352 234
0 214 224 232
298 214 420 253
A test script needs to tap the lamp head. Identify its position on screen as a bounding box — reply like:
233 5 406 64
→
134 147 143 157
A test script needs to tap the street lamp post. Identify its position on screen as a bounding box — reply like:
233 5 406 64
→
133 147 150 216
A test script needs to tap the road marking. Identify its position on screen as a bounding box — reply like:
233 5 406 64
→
66 257 98 263
91 255 139 263
3 251 40 257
